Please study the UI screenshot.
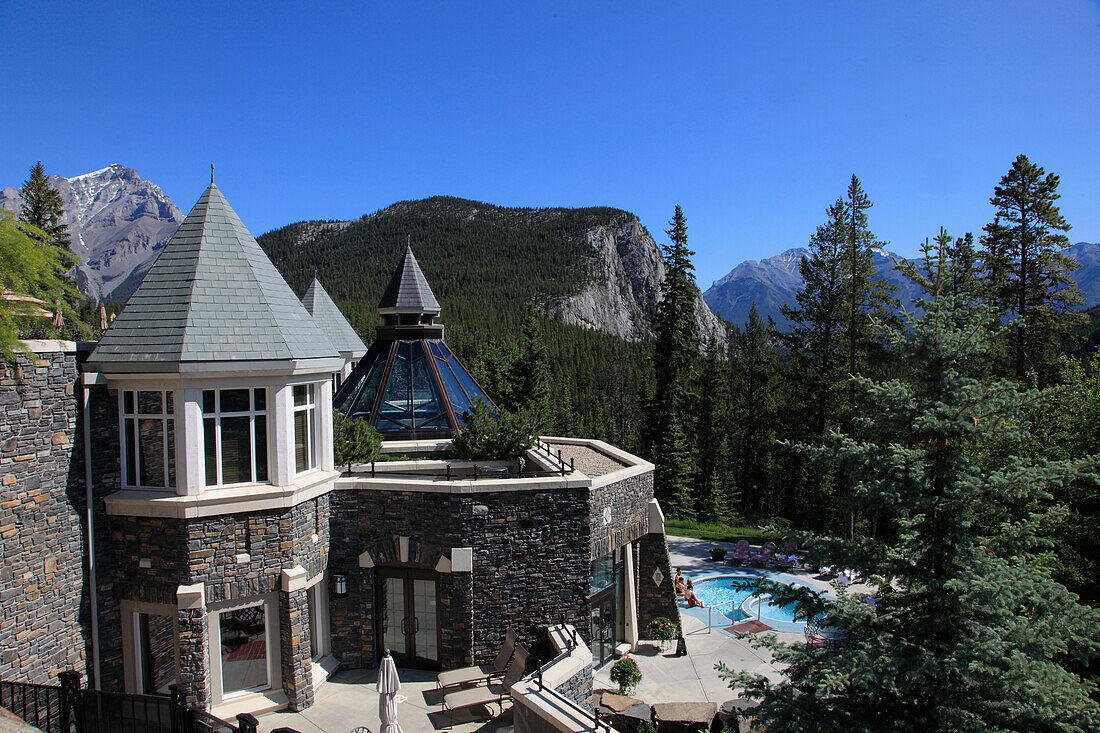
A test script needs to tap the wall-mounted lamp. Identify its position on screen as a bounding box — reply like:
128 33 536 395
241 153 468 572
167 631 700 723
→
333 573 348 598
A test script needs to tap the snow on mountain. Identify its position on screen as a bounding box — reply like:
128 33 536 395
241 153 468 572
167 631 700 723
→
0 164 183 302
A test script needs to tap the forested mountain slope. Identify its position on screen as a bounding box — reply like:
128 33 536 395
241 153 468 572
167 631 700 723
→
257 196 725 450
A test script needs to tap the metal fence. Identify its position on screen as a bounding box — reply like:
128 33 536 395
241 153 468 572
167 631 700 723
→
0 678 64 732
0 671 285 733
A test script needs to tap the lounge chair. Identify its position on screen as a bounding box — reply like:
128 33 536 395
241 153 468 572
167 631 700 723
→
728 539 751 566
437 628 517 690
752 541 777 567
442 644 529 725
774 541 798 570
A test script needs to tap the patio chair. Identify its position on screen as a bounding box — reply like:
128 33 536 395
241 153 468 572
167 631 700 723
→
436 628 518 690
441 644 530 725
774 541 799 570
751 541 777 567
728 539 751 566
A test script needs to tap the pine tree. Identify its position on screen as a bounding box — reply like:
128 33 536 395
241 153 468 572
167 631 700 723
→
980 154 1085 384
19 161 69 248
650 205 700 516
694 334 730 521
780 199 847 440
0 213 83 359
841 175 896 397
729 304 780 518
721 250 1100 732
511 311 552 431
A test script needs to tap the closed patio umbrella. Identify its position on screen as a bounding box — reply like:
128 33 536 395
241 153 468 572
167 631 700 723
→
377 651 403 733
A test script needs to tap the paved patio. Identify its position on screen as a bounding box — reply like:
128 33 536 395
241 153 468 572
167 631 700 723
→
257 535 854 732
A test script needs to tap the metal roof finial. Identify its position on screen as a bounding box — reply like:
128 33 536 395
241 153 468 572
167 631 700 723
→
210 163 214 184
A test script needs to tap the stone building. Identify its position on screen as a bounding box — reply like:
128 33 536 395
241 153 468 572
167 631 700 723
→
0 178 678 718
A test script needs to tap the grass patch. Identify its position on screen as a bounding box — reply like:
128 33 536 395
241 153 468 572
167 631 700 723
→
664 519 781 545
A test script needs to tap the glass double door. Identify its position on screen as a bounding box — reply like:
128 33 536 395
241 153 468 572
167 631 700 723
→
377 568 439 669
590 586 617 668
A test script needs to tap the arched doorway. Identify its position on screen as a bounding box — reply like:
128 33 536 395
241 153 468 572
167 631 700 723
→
376 565 440 669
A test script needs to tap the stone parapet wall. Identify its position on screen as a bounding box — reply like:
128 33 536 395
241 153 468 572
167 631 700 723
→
590 472 652 561
0 348 87 683
556 663 594 708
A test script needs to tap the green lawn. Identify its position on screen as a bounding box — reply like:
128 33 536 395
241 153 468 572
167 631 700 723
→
664 519 780 545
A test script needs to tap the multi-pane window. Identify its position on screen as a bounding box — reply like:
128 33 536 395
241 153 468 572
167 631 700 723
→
203 388 268 487
121 390 176 490
293 384 316 474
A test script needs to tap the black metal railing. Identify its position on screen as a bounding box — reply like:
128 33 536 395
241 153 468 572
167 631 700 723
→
0 678 63 732
79 688 173 733
0 671 278 733
354 458 576 481
531 626 611 733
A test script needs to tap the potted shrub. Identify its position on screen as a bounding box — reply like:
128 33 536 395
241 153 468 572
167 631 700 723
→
709 546 727 561
609 656 642 696
648 617 678 650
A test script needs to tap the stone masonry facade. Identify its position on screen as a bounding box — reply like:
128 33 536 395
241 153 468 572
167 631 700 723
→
0 348 87 683
329 485 591 671
0 346 672 716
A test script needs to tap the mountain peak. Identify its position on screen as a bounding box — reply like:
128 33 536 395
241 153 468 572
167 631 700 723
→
0 164 184 302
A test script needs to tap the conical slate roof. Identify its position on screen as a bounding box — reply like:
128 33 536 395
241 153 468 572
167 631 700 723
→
302 278 367 357
87 183 338 371
378 245 441 315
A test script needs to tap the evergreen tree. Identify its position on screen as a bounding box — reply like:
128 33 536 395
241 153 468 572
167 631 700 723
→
722 253 1100 732
980 154 1085 384
729 304 780 518
511 311 552 431
0 213 83 359
19 161 69 248
694 334 730 521
649 205 700 516
841 175 896 398
780 198 847 440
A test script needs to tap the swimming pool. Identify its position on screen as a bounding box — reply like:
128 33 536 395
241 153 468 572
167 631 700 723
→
692 574 804 625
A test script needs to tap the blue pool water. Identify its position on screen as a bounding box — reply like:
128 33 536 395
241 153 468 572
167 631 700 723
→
692 575 803 624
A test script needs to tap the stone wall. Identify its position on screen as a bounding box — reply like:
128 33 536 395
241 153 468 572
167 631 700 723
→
0 347 87 683
329 485 591 671
107 497 331 706
590 472 652 561
556 663 594 708
636 532 680 635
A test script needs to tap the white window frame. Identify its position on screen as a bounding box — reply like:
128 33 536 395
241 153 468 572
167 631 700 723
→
119 600 180 694
120 390 176 490
292 384 317 475
208 593 281 706
202 388 269 487
306 575 330 663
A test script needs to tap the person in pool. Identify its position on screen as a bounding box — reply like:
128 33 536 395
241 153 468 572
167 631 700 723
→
684 578 705 607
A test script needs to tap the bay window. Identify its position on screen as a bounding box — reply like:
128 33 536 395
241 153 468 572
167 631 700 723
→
121 390 176 490
203 388 268 487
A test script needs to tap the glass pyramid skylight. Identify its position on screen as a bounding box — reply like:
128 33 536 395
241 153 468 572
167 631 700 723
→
333 246 495 439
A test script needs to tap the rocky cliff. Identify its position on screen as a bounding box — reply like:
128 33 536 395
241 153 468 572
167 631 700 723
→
0 164 183 302
545 216 727 346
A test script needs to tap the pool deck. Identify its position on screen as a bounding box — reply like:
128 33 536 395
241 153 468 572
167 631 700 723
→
257 535 866 731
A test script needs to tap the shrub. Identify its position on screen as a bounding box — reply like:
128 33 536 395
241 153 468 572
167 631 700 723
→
333 411 382 470
648 617 678 642
709 547 726 561
609 656 641 695
450 398 536 461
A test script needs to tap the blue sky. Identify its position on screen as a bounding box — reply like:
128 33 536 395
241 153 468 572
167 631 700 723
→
2 1 1098 287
